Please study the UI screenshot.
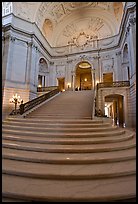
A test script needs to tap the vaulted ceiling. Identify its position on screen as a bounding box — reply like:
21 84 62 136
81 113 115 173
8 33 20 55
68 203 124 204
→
7 2 125 47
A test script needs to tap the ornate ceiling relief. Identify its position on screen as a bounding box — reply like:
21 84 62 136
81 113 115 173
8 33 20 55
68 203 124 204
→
36 2 113 27
57 16 112 48
14 2 39 22
34 2 118 47
42 19 53 43
113 2 123 22
36 2 53 27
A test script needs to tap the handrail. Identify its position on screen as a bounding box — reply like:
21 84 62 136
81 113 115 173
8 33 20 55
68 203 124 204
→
97 81 130 89
20 88 59 115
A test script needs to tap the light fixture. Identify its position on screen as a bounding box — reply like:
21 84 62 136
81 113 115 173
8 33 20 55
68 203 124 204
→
84 78 87 82
79 62 91 69
9 93 23 114
67 83 71 89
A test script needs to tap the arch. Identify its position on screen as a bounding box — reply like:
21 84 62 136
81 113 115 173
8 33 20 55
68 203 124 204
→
122 43 130 81
104 94 124 127
75 61 93 90
38 58 49 88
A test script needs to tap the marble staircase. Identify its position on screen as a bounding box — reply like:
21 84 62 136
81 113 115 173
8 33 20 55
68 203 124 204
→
2 90 136 202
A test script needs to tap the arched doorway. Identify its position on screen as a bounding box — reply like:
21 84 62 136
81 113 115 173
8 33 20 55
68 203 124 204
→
38 58 49 88
105 94 124 127
75 61 92 90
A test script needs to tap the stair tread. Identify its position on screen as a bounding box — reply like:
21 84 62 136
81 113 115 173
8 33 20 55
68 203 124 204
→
3 120 111 127
2 174 136 201
2 147 136 163
2 90 136 201
2 123 117 130
2 158 136 178
2 128 125 137
2 136 136 151
2 131 134 144
6 117 111 123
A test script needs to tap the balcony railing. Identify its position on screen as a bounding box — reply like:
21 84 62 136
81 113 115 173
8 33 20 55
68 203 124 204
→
97 81 130 89
37 86 58 92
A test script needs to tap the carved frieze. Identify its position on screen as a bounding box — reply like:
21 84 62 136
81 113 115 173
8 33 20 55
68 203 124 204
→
116 51 121 56
50 61 54 65
2 2 12 16
39 59 48 73
102 58 114 72
129 17 136 26
56 65 65 78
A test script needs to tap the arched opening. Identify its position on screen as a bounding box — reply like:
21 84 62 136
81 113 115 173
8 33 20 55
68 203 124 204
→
105 94 124 127
75 61 92 90
38 58 49 88
122 43 130 81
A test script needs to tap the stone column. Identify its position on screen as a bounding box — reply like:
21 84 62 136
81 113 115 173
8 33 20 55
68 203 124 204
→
42 76 45 87
126 16 136 78
72 71 76 91
66 59 73 90
115 51 122 81
129 16 136 74
4 36 16 81
26 42 33 88
92 56 100 86
49 61 55 86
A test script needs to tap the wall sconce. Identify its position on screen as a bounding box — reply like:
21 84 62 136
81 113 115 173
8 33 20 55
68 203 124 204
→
38 84 42 88
9 93 23 114
84 78 87 82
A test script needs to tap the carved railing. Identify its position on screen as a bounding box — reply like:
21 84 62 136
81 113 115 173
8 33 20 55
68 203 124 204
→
37 86 58 92
20 88 59 115
97 81 130 89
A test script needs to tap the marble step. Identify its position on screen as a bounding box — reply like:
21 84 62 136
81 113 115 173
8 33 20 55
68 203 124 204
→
5 117 112 124
27 115 92 119
2 124 118 133
2 128 126 137
2 174 136 202
2 131 134 145
2 138 136 153
3 147 136 164
2 158 136 179
3 120 112 128
2 197 28 202
28 112 92 116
